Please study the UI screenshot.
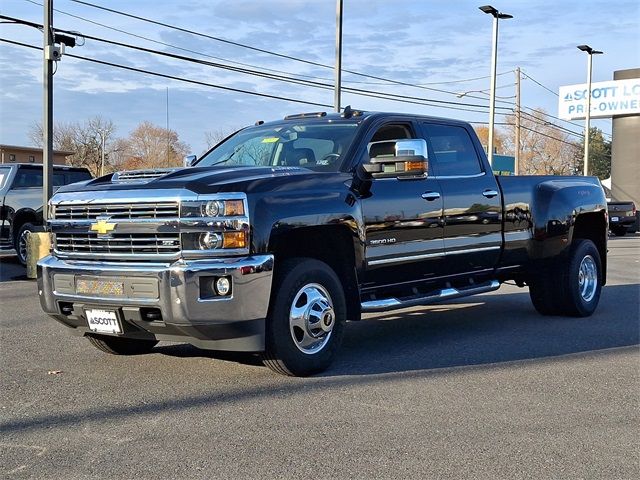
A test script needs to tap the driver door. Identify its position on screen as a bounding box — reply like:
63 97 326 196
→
359 122 445 289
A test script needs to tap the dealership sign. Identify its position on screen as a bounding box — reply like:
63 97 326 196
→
558 78 640 120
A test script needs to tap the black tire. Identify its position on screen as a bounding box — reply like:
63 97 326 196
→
528 264 563 316
87 334 158 355
262 258 346 377
529 239 602 317
611 226 627 237
15 222 35 266
554 239 603 317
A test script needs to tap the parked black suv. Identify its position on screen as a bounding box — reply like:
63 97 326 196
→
0 163 92 264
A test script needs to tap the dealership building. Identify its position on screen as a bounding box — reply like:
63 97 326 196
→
559 67 639 206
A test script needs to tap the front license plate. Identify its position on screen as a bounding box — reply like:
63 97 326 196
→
85 309 122 334
77 278 124 297
611 216 619 222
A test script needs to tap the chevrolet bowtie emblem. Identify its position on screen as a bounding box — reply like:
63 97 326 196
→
90 219 116 235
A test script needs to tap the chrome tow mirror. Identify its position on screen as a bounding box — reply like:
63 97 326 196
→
183 154 197 167
362 139 428 179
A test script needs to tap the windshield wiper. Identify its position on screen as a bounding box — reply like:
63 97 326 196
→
208 147 240 167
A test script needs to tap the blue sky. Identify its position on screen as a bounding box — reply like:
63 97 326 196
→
1 0 638 155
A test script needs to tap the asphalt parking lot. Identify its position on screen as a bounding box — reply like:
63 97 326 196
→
1 236 639 479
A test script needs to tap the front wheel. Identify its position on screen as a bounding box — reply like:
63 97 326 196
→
262 258 346 376
15 222 35 266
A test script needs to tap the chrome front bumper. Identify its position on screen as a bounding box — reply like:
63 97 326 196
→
37 254 274 352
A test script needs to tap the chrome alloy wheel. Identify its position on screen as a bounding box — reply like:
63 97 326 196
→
578 255 598 302
289 283 335 354
18 228 30 263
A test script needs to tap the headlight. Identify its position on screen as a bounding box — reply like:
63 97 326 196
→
187 231 247 251
199 232 222 249
202 200 245 217
204 200 224 217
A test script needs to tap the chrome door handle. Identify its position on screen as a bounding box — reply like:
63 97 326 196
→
421 192 441 201
482 189 499 198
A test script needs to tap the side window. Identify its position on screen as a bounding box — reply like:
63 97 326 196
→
423 124 483 176
367 123 413 159
12 169 43 188
53 173 66 187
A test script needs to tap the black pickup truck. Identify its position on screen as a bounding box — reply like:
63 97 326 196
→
38 111 608 376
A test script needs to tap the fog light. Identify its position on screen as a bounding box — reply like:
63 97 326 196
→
215 277 231 296
199 232 222 249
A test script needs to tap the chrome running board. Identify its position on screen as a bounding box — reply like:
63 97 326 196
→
361 280 501 313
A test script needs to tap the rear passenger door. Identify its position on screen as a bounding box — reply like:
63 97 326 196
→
420 122 502 276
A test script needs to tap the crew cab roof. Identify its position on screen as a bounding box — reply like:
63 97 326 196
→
257 111 473 128
3 163 91 172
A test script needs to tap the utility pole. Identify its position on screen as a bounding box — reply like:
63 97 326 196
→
514 67 521 175
42 0 54 220
334 0 343 113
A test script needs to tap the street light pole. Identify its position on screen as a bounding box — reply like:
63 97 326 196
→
334 0 343 113
577 44 603 176
479 5 512 168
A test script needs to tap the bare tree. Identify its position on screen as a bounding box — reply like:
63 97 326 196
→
29 117 117 176
118 121 190 170
204 127 241 152
502 109 580 175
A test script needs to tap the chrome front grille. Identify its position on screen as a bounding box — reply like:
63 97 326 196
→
54 202 179 220
54 233 181 256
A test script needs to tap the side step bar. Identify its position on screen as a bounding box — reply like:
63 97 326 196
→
361 280 501 313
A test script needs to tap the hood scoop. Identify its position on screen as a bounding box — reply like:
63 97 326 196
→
111 168 179 183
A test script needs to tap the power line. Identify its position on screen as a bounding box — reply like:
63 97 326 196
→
510 124 579 147
20 0 341 85
65 0 517 103
0 37 334 108
520 104 612 138
0 36 496 116
25 0 517 90
2 15 519 116
0 36 592 154
520 70 559 97
54 1 616 139
517 110 585 139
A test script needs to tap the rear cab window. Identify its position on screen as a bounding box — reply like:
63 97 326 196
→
422 124 483 177
64 170 92 185
13 168 43 188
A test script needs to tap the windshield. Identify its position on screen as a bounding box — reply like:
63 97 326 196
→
196 122 359 172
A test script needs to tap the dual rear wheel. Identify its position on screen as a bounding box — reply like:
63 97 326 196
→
529 239 603 317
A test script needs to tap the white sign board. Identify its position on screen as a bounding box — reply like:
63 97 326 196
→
558 78 640 120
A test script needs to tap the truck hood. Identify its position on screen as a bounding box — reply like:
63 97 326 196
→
54 166 348 195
